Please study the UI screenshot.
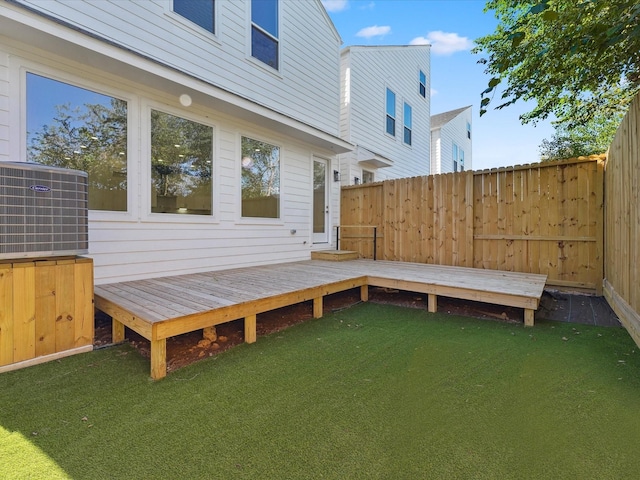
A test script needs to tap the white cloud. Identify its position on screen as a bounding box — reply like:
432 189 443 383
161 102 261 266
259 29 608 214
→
431 88 438 97
356 25 391 39
321 0 348 12
410 31 473 56
409 36 430 46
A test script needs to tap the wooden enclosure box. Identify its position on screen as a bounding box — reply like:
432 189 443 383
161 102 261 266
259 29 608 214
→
0 257 94 372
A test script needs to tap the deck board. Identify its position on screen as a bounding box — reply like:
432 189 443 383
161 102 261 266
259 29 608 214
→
94 260 547 379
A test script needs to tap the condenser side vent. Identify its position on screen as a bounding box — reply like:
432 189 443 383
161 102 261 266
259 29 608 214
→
0 162 89 260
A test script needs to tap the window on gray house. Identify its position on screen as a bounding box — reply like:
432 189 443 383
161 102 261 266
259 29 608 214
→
419 70 427 98
453 142 459 172
174 0 215 34
251 0 278 69
386 88 396 136
241 136 280 218
26 73 128 211
467 121 471 140
151 110 213 215
404 102 412 146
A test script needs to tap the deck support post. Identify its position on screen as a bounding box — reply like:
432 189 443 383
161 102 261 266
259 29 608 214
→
112 318 125 343
524 309 534 327
245 314 257 343
428 294 437 313
360 285 369 302
313 297 323 318
150 338 167 380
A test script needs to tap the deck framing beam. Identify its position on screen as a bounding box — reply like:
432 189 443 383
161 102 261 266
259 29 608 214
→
95 260 546 380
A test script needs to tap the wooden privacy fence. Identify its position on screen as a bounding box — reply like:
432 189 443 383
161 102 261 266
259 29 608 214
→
341 157 604 293
604 93 640 346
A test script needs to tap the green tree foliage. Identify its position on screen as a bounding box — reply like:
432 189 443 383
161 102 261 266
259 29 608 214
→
475 0 640 126
539 110 623 159
28 99 128 193
150 110 212 198
240 137 280 200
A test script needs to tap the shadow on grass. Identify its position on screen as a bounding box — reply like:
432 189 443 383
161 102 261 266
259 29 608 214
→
1 303 639 479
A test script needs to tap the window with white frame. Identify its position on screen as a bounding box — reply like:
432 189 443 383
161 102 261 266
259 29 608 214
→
241 136 280 218
173 0 215 34
386 88 396 136
453 142 459 172
403 102 412 146
251 0 279 69
460 149 465 171
150 110 213 215
467 121 471 140
26 73 128 212
419 70 427 98
362 170 374 184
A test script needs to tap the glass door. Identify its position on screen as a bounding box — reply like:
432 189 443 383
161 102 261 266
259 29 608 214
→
313 158 329 244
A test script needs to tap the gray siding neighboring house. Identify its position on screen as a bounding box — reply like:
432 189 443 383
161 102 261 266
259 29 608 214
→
430 106 473 174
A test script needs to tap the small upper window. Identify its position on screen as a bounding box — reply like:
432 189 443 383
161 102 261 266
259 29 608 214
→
386 88 396 136
453 142 459 172
174 0 215 34
419 70 427 98
467 121 471 140
251 0 279 69
403 103 412 146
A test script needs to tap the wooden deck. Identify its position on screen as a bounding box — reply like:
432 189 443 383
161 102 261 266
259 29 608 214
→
94 260 547 379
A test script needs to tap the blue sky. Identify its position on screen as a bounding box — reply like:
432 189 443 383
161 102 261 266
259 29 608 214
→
321 0 556 170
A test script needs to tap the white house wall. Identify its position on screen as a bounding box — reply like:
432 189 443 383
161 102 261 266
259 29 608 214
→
430 130 441 174
10 0 341 136
339 46 430 183
433 108 473 174
0 1 344 284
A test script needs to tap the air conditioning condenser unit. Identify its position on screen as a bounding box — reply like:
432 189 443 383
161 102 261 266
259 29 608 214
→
0 161 89 260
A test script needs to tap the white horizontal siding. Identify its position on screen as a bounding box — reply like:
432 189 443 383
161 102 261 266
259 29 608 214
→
340 46 430 184
0 53 8 160
435 107 473 174
13 0 341 135
0 34 339 284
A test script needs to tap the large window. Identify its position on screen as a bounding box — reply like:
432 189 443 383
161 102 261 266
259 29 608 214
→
151 110 213 215
403 102 412 146
251 0 278 69
26 73 128 212
241 136 280 218
386 88 396 136
419 70 427 98
174 0 215 33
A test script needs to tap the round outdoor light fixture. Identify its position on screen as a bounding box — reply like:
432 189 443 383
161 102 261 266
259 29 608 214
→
179 94 192 107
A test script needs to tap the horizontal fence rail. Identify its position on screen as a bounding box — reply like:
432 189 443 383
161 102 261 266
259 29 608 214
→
341 157 604 293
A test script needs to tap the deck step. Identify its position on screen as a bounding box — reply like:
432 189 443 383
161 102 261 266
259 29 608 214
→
311 250 359 261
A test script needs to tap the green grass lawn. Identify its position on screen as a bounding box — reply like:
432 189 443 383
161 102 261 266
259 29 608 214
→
1 303 640 479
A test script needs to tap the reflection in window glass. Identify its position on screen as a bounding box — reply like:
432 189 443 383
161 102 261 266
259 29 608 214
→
251 0 278 69
403 102 412 146
26 73 128 211
241 136 280 218
419 70 427 98
386 88 396 136
174 0 215 33
151 110 212 215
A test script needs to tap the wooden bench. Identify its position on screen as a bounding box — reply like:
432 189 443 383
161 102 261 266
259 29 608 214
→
94 259 547 380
